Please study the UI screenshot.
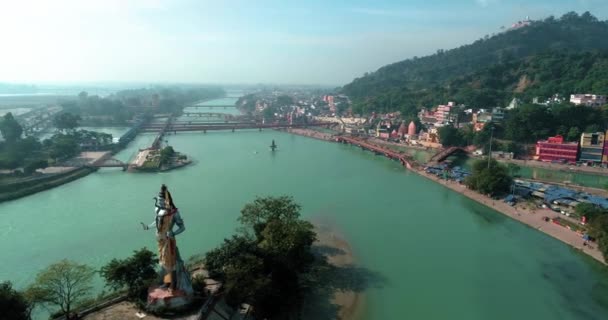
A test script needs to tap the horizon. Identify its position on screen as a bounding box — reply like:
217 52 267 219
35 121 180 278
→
1 1 608 86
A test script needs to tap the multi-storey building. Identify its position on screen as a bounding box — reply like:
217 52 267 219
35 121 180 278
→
580 132 605 163
570 94 607 107
535 135 579 163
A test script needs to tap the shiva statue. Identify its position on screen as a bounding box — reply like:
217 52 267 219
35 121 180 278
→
142 184 193 308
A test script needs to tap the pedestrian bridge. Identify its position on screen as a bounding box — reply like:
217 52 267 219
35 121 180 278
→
429 147 467 163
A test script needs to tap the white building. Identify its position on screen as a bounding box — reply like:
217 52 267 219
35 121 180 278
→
570 94 607 107
507 98 521 110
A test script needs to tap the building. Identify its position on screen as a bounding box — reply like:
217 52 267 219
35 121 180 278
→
472 111 493 132
419 102 456 126
491 151 514 160
398 122 408 137
509 17 531 30
580 132 605 163
507 98 521 110
407 121 416 136
535 135 578 163
491 107 505 122
603 131 608 163
570 94 607 107
376 121 392 139
472 112 492 123
435 102 455 124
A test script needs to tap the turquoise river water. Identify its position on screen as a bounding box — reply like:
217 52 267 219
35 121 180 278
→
1 98 608 319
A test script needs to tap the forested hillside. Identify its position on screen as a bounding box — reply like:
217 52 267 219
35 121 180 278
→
342 12 608 115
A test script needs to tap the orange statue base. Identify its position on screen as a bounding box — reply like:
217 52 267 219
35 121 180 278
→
147 286 194 313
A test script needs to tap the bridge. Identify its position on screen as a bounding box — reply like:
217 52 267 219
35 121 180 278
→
150 116 174 149
65 153 130 171
182 112 235 118
428 146 467 163
140 122 332 133
335 136 415 170
89 158 129 170
188 105 236 109
180 112 251 122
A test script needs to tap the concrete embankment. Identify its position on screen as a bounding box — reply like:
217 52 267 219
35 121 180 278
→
0 167 96 203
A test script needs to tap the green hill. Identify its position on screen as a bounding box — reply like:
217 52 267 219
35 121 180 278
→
342 12 608 115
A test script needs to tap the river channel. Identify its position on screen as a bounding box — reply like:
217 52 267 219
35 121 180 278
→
1 97 608 319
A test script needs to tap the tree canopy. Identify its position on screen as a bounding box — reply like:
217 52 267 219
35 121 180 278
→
465 159 513 196
588 214 608 262
100 248 157 302
0 113 23 143
0 281 30 320
342 12 608 116
205 196 316 319
438 126 467 147
53 112 81 132
27 260 95 319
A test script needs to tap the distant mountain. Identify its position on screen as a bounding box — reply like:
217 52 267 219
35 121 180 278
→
342 12 608 115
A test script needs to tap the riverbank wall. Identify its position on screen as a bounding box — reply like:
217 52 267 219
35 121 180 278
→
0 167 95 203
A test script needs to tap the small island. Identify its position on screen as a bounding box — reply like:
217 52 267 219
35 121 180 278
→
134 146 192 172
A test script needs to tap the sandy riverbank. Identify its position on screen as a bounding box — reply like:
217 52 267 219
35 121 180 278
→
282 128 335 141
313 224 364 320
418 169 606 265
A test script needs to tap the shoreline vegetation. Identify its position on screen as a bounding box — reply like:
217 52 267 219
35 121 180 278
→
286 128 607 266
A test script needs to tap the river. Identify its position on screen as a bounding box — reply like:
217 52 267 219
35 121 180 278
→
1 97 608 319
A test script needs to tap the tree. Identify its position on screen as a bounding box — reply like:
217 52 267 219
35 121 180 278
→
438 126 466 147
159 146 175 165
27 260 94 319
465 159 513 196
276 95 294 107
567 127 581 142
100 248 157 301
48 134 79 161
205 196 316 318
587 214 608 262
585 124 601 133
24 159 48 175
0 113 23 143
53 113 80 133
77 91 88 102
575 203 605 222
0 281 30 320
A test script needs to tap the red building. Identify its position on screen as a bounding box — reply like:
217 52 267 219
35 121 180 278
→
535 135 579 163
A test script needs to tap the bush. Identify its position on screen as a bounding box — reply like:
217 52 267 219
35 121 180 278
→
100 248 157 303
0 281 30 320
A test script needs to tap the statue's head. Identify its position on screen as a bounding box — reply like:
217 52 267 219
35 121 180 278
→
159 184 177 211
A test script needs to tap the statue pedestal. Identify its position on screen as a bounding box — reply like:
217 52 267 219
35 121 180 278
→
147 286 194 313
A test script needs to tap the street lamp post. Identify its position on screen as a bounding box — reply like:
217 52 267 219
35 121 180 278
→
487 126 495 169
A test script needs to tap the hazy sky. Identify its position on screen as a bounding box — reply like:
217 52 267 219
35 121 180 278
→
1 0 607 86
